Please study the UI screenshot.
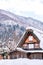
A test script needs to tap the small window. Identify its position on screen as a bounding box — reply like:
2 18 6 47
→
29 44 34 49
34 43 39 48
29 36 33 41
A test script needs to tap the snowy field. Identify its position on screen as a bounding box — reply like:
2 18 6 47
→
0 58 43 65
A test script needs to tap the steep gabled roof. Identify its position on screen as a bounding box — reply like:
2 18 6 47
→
17 29 40 47
8 29 42 54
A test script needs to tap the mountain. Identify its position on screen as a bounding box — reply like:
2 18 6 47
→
0 9 43 52
0 9 43 30
0 9 26 44
0 9 43 41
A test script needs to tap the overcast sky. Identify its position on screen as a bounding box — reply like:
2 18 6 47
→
0 0 43 22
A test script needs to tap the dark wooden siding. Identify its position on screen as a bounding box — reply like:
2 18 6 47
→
9 51 27 59
29 53 42 59
9 51 43 59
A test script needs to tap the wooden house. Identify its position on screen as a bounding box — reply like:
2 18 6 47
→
8 29 43 59
0 29 43 59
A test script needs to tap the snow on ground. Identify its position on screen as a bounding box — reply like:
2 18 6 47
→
0 58 43 65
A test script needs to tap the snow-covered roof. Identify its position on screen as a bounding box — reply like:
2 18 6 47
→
17 28 40 48
26 27 43 49
17 47 43 53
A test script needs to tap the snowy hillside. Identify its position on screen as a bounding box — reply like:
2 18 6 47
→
0 9 43 30
0 58 43 65
0 9 43 52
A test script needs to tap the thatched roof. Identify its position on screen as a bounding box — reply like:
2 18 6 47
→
17 29 40 47
8 29 42 54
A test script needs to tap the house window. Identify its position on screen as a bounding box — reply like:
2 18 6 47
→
34 43 39 48
23 44 27 49
29 36 33 41
29 44 34 49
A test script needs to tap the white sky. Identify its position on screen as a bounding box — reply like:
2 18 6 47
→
0 0 43 21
